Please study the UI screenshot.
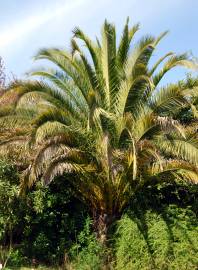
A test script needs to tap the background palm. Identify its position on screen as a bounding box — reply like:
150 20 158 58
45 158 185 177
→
0 19 198 242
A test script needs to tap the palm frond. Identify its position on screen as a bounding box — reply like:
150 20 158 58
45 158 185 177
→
154 136 198 165
149 52 174 76
153 54 197 86
117 18 140 66
148 159 198 184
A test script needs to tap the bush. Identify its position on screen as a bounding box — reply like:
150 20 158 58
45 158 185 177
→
0 164 89 267
7 249 27 267
114 184 198 270
0 159 19 246
69 217 105 270
19 176 88 265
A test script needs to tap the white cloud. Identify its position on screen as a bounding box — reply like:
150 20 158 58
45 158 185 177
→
0 0 89 50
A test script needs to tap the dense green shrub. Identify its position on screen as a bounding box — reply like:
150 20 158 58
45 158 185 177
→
114 183 198 270
1 158 197 269
6 249 26 268
0 160 22 268
69 217 105 270
0 160 19 245
19 177 88 265
0 160 89 267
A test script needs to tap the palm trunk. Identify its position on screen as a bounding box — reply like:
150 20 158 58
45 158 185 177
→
93 212 116 245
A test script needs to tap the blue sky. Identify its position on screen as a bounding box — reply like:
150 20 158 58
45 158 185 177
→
0 0 198 83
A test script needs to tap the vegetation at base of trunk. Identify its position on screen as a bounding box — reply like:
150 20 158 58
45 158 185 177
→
0 160 197 269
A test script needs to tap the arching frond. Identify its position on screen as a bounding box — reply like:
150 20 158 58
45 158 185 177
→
154 137 198 165
148 159 198 184
149 52 174 76
153 54 197 87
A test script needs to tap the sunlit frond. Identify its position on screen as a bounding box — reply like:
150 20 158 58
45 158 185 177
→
153 54 197 87
117 18 140 66
154 136 198 165
148 159 198 184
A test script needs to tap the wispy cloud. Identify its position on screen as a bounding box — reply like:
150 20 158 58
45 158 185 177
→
0 0 89 50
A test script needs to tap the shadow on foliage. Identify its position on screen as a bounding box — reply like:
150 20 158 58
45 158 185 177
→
118 182 198 269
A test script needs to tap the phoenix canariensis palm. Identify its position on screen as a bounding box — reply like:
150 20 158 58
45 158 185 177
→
0 19 198 243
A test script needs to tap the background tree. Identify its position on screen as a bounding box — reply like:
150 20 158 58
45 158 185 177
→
0 57 5 95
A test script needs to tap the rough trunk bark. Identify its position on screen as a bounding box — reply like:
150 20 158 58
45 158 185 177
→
93 212 115 245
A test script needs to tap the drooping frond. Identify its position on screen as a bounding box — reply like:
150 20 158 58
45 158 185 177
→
148 159 198 184
153 54 197 87
149 52 174 76
154 136 198 165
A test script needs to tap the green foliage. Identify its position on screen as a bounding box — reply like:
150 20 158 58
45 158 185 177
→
114 184 198 270
69 217 105 270
0 159 88 267
0 160 19 243
115 214 151 269
0 159 197 269
18 177 88 265
115 207 198 270
7 249 27 267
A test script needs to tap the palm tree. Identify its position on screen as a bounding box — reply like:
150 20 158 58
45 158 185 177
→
0 19 198 243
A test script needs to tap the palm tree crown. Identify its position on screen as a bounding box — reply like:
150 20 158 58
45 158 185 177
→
0 18 198 241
